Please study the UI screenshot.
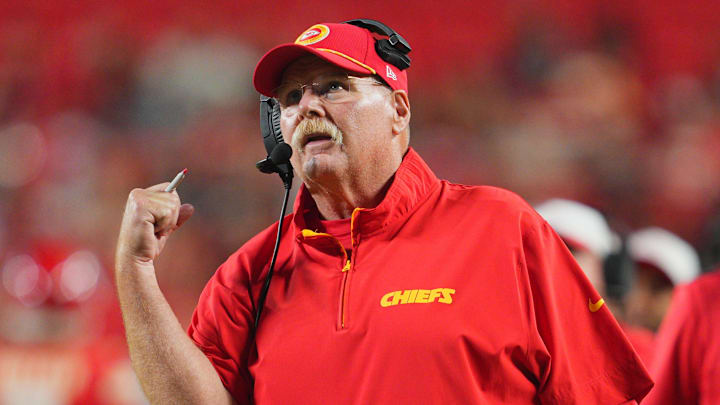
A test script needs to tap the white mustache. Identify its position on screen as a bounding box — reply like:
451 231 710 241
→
292 119 343 152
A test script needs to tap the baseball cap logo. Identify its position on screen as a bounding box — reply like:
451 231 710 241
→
385 65 397 81
295 24 330 46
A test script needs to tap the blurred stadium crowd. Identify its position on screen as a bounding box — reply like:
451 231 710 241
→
0 1 719 403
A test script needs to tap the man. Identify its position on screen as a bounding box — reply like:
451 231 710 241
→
535 198 655 365
643 268 720 404
115 21 653 404
625 227 700 332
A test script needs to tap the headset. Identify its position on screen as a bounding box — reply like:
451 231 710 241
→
253 96 293 333
253 19 411 332
256 96 292 186
343 19 412 71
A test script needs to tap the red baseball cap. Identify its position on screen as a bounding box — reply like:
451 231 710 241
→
253 23 408 97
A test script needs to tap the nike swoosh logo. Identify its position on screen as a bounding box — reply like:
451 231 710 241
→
588 298 605 313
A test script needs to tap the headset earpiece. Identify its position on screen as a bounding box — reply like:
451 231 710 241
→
271 101 282 145
375 39 411 70
259 96 284 157
343 19 411 71
257 96 293 185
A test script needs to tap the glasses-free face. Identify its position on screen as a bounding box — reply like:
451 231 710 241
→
275 72 387 108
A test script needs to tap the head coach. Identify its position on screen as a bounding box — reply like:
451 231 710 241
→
115 20 653 404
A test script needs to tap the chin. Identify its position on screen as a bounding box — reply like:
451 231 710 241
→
301 154 343 183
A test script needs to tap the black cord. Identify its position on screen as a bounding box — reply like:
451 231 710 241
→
253 182 292 332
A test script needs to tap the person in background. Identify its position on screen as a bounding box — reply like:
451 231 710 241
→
643 266 720 404
535 198 655 365
625 227 701 332
0 239 147 405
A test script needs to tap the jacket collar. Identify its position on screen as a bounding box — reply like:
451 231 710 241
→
292 147 440 240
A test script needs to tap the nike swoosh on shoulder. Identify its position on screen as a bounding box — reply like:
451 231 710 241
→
588 298 605 313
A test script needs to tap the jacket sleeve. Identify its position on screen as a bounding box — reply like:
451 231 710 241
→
521 218 654 404
187 252 256 405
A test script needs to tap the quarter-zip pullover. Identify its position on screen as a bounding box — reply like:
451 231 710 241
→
189 148 653 404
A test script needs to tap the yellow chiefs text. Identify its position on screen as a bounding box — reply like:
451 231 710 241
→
380 288 455 307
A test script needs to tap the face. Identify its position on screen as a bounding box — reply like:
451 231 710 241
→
277 56 399 188
625 264 674 331
569 248 606 295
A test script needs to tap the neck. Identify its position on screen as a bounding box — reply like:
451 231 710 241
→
306 172 396 220
301 143 408 220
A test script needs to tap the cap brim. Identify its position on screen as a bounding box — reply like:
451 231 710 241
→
253 44 375 97
634 261 675 286
562 237 594 256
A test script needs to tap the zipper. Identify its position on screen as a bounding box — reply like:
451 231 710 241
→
300 229 352 330
338 208 363 329
339 259 351 329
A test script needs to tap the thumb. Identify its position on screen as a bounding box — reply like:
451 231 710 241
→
176 203 195 229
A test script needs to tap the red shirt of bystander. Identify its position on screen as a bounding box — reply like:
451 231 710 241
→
644 269 720 404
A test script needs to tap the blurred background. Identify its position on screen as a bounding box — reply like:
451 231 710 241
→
0 0 719 403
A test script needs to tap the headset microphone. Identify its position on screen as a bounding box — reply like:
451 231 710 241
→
270 142 292 165
256 142 294 188
253 97 294 334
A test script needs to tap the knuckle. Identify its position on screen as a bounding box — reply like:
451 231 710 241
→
128 188 142 200
160 206 177 221
126 192 143 211
156 207 170 220
128 188 148 205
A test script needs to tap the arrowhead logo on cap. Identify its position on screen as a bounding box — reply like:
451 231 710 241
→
295 24 330 46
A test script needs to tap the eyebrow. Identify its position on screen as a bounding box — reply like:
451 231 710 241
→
280 68 349 84
276 73 348 91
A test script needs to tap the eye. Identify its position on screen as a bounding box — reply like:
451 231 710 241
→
282 89 303 106
328 80 346 92
319 80 347 96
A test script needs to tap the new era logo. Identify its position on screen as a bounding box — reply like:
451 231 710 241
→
386 65 397 81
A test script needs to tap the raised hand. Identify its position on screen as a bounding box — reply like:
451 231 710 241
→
116 183 194 267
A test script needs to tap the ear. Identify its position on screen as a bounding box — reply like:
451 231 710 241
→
390 90 411 135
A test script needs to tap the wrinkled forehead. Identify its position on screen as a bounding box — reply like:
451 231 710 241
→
280 55 368 85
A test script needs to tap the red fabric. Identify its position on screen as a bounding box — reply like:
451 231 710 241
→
644 270 720 405
188 148 653 404
318 216 351 248
620 321 656 368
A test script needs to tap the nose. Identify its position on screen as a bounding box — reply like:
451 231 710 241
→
297 87 325 119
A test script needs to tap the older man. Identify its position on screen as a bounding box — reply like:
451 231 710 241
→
115 21 652 404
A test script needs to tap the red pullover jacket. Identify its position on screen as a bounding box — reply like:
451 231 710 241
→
189 148 653 404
